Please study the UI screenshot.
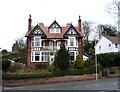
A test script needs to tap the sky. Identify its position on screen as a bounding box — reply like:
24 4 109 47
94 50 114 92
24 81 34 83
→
0 0 116 52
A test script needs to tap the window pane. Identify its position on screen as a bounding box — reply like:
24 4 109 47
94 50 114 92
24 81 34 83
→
49 41 53 46
70 52 74 60
70 38 74 46
32 52 34 61
35 56 39 61
35 52 40 55
35 38 40 46
115 43 117 48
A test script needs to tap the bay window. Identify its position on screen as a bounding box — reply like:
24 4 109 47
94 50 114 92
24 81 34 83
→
41 52 49 62
31 51 40 62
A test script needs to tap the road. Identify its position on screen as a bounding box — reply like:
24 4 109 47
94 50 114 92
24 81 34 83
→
2 77 120 91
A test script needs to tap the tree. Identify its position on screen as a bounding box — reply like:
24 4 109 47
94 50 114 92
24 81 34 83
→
12 36 26 52
83 40 95 60
82 21 94 42
106 0 119 18
53 44 69 70
74 55 85 69
1 49 8 55
96 24 117 38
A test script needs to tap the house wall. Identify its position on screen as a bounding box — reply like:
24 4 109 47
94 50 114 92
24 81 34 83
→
95 36 119 54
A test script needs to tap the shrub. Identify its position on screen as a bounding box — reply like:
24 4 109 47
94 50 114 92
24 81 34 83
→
2 72 53 80
2 59 11 71
74 55 85 69
48 64 56 72
35 63 49 69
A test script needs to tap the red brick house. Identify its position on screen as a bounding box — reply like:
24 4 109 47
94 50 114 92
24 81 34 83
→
25 15 84 67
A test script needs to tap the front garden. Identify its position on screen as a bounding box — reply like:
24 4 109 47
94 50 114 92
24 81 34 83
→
1 44 120 80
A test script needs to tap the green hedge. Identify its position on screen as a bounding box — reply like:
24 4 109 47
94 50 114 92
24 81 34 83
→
97 52 120 68
52 65 101 76
2 72 53 80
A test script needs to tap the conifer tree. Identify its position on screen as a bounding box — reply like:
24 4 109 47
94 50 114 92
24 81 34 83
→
53 44 69 70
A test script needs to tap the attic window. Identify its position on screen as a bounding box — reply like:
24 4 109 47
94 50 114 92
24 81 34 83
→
109 44 111 47
49 21 61 33
115 43 117 48
49 28 61 33
99 46 101 51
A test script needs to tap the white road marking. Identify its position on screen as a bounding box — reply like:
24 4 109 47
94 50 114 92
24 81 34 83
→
5 86 23 90
4 88 13 90
49 88 55 90
113 82 118 85
95 84 101 86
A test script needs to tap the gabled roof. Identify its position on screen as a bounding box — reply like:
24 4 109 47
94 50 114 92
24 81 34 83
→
28 24 46 37
63 24 81 37
104 36 120 43
25 22 84 38
48 20 61 29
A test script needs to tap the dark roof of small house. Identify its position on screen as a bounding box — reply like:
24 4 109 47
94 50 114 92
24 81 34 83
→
104 36 120 43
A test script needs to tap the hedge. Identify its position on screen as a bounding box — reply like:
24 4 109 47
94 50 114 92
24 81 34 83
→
2 72 53 80
97 52 120 68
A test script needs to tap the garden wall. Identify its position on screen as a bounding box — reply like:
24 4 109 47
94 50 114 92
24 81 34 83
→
2 74 101 86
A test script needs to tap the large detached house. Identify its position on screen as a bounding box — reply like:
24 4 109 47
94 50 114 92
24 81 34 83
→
95 35 120 54
25 15 84 67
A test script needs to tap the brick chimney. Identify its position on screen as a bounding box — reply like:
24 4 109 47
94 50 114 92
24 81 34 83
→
28 14 32 31
78 15 82 32
78 16 83 59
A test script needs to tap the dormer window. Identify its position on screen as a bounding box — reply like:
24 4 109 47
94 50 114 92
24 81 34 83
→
49 20 61 33
49 28 61 33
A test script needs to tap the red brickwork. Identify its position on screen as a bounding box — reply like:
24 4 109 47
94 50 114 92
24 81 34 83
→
2 74 101 86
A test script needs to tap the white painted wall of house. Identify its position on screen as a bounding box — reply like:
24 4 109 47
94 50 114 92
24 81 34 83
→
95 36 119 54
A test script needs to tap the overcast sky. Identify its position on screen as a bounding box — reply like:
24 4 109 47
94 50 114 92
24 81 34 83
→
0 0 116 52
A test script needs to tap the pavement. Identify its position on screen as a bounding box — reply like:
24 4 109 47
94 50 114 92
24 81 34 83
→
2 77 120 92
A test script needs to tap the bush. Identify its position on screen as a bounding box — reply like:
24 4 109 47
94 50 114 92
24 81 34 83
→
2 59 11 71
74 55 85 69
97 52 120 68
52 68 81 76
2 72 53 80
48 64 56 72
35 63 49 69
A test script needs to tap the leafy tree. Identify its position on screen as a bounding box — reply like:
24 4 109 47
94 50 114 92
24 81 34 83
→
74 55 85 69
53 44 69 70
96 24 117 38
83 41 95 60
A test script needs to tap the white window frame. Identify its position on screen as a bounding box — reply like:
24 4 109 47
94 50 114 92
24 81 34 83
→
49 28 61 33
69 37 75 47
57 41 61 47
41 52 49 62
31 51 41 62
49 41 53 46
31 37 41 47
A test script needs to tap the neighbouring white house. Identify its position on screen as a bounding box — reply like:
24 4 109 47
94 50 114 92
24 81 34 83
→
83 54 89 61
95 35 120 54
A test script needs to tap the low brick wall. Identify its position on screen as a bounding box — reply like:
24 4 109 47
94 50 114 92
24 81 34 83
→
2 74 101 86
